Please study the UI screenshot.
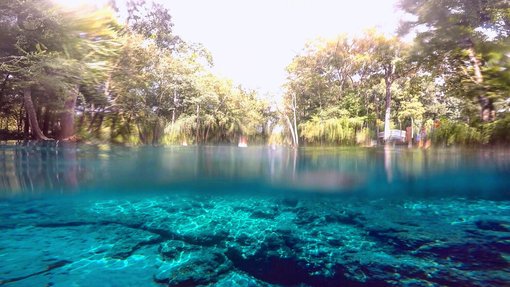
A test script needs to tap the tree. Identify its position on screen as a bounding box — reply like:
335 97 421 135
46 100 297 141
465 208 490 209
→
0 0 120 140
0 0 278 145
283 31 415 145
361 31 412 142
399 0 510 121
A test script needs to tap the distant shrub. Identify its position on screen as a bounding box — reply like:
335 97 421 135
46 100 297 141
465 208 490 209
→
356 127 375 146
482 114 510 145
431 119 484 146
300 116 369 145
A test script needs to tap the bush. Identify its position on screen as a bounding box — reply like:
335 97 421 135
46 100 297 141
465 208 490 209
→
431 119 484 146
482 114 510 145
300 116 369 145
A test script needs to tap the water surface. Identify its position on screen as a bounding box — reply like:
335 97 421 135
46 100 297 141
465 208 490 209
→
0 143 509 286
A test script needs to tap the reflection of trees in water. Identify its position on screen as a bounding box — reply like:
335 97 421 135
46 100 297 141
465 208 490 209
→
0 142 82 196
384 146 393 183
2 144 506 197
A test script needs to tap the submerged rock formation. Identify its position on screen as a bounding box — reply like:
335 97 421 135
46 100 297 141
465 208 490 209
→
0 194 509 286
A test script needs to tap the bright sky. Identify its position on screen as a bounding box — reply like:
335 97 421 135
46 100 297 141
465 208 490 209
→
56 0 402 96
163 0 402 96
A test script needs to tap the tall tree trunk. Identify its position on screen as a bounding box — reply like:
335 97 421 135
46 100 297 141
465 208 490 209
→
110 113 118 141
42 108 51 136
410 117 414 147
77 106 86 131
374 94 380 136
171 89 177 126
17 104 24 134
95 113 105 139
23 87 50 140
195 104 200 144
36 105 43 127
87 104 97 132
152 119 160 145
383 77 392 143
0 73 9 100
60 86 79 140
137 123 147 144
467 46 493 121
285 114 297 147
292 94 299 146
23 112 29 139
204 125 210 143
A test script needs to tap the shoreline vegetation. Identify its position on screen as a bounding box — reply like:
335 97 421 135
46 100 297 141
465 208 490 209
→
0 0 509 147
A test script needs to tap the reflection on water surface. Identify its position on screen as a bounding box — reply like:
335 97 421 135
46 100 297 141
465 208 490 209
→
1 142 509 200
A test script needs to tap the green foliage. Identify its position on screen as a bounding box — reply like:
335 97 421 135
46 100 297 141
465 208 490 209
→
0 0 271 144
431 119 484 146
399 0 510 121
299 111 367 145
482 114 510 145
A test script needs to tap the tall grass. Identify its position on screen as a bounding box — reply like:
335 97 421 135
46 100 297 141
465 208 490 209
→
430 119 484 146
300 116 369 145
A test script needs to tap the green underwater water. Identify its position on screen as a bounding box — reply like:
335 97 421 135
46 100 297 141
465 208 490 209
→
0 143 509 286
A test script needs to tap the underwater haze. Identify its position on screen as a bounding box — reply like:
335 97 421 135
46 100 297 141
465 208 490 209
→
0 143 509 286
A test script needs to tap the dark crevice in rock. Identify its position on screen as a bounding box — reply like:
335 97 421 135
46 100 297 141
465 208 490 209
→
0 260 71 285
153 278 196 287
36 220 136 228
224 247 388 287
475 220 510 232
426 270 492 287
417 243 509 270
367 228 429 252
34 220 225 251
37 221 96 228
153 248 232 287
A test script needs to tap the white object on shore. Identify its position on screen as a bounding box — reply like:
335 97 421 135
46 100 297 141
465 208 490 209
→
238 136 248 147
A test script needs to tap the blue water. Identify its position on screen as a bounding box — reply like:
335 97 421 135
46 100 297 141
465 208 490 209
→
0 142 509 286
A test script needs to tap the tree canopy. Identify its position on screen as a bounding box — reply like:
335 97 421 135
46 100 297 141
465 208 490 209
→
0 0 508 146
0 0 272 145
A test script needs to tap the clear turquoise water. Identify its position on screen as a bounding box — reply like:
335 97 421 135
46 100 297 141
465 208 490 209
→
0 142 509 286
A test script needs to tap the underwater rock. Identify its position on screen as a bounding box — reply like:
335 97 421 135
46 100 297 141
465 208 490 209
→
250 210 275 219
0 222 165 286
103 224 162 259
417 243 509 270
158 240 198 259
279 198 299 208
2 194 510 286
0 259 72 285
225 246 310 285
212 271 276 287
367 227 431 251
475 219 510 232
154 247 232 286
224 245 396 287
